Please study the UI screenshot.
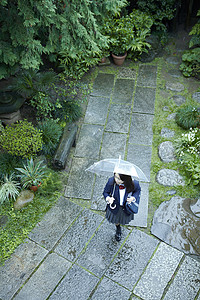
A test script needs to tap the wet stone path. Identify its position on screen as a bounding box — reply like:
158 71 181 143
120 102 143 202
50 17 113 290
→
0 64 200 300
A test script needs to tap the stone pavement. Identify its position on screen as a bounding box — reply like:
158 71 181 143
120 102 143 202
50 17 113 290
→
0 63 200 300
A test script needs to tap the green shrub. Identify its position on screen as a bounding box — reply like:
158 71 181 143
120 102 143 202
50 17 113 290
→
0 120 43 159
175 127 200 185
37 119 63 156
0 173 21 204
0 153 24 180
30 92 54 119
175 104 200 129
180 48 200 78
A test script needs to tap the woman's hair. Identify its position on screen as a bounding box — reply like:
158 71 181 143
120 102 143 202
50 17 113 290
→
119 174 135 193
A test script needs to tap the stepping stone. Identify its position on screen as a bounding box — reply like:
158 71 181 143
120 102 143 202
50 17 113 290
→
106 104 131 133
151 196 200 255
161 127 174 138
91 277 131 299
49 264 99 300
133 86 156 114
105 229 159 290
166 113 176 120
192 92 200 103
84 96 110 125
129 113 154 145
29 197 83 249
75 124 104 158
164 256 200 300
166 82 184 92
171 95 186 106
190 198 200 217
133 243 183 300
0 239 48 300
112 79 135 104
166 56 180 65
156 169 185 186
158 141 176 163
91 73 114 97
65 157 96 199
137 65 157 88
100 132 127 159
54 209 103 261
168 69 181 78
14 253 71 300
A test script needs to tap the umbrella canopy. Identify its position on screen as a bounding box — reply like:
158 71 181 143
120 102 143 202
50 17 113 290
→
86 156 149 182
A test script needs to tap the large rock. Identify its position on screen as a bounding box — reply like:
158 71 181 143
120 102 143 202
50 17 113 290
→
14 190 34 210
151 196 200 255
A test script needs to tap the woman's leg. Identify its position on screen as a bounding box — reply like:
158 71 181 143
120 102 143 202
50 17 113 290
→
115 223 121 241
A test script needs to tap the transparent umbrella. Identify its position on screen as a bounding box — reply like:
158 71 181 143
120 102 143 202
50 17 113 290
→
86 156 149 182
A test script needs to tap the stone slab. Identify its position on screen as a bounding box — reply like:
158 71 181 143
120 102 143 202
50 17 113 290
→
84 96 110 125
65 157 96 199
112 79 135 104
127 144 152 181
0 239 48 300
105 229 159 290
100 132 127 159
133 87 156 114
91 73 114 97
106 104 131 133
54 209 104 262
75 124 104 158
29 197 83 250
171 95 186 106
192 92 200 103
129 113 154 145
91 175 109 211
133 242 183 300
117 67 137 79
76 221 129 277
129 182 149 228
91 276 131 299
137 65 157 88
14 253 71 300
164 256 200 300
49 264 99 300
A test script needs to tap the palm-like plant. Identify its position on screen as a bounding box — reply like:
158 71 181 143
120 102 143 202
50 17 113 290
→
0 173 21 204
16 157 47 188
10 69 59 98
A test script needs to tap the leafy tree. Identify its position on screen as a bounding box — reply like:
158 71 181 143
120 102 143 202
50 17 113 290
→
0 0 127 79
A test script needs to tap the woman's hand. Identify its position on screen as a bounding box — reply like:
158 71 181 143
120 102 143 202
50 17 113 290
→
127 196 136 204
106 196 115 204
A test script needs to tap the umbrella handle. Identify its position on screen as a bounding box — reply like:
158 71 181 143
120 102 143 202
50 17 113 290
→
110 203 116 209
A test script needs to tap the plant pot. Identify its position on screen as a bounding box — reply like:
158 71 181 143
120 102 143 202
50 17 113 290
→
30 185 38 192
112 52 127 66
100 57 107 63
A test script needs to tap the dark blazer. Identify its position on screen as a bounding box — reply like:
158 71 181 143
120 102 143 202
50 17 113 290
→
103 176 141 215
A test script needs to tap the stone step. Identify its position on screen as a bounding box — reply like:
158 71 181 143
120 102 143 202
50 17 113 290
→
133 242 184 300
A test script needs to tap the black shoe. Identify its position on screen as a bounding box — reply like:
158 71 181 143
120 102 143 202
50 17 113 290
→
115 232 121 241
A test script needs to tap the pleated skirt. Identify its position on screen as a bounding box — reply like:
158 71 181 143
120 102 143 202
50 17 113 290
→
105 206 134 225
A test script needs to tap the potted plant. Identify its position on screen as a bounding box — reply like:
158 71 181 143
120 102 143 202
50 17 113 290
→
16 157 47 191
104 10 153 65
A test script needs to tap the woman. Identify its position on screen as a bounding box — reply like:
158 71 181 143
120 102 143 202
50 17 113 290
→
103 173 141 241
